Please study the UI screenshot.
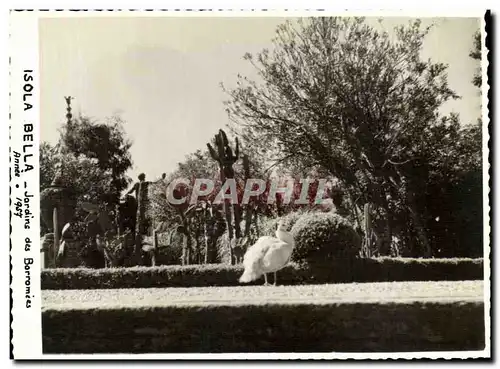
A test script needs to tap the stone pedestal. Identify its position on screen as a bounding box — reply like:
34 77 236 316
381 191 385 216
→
134 181 150 265
40 175 77 268
60 241 81 267
40 233 55 269
40 177 77 233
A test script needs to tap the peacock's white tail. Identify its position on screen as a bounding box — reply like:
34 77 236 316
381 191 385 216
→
239 252 263 283
238 237 270 283
238 268 261 283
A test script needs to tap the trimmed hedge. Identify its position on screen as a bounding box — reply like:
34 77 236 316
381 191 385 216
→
42 299 485 353
41 257 484 290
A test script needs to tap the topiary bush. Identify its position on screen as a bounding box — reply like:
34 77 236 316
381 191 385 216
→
291 212 362 264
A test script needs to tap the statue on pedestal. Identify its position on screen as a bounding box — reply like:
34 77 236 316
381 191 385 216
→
125 173 151 265
39 173 78 268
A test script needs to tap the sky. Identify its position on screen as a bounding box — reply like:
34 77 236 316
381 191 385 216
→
39 15 482 183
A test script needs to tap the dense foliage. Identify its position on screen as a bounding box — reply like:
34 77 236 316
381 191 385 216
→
59 115 133 204
469 30 482 88
40 115 133 265
39 144 114 238
223 17 483 258
291 212 362 263
41 18 483 267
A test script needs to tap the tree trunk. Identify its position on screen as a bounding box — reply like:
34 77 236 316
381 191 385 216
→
362 203 372 258
115 204 121 237
218 166 235 265
233 202 242 238
181 234 187 266
195 233 201 264
152 229 158 267
244 204 253 237
378 192 393 256
52 207 59 268
203 210 209 264
231 204 244 265
180 230 193 266
113 170 121 237
204 241 208 264
134 181 148 266
206 238 216 264
345 187 362 231
407 189 432 258
242 154 252 238
223 200 234 264
186 234 191 265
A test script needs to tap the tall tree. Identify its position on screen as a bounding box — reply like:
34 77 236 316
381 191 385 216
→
41 114 134 265
223 17 460 257
470 30 482 88
59 114 133 205
40 141 59 192
39 141 114 239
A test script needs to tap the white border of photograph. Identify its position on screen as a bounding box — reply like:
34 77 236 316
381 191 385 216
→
8 7 491 361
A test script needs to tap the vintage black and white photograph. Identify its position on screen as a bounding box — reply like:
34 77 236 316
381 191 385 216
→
9 10 490 359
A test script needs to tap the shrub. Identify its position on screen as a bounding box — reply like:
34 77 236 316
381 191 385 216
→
155 231 183 265
42 286 485 353
41 257 483 290
291 212 362 264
